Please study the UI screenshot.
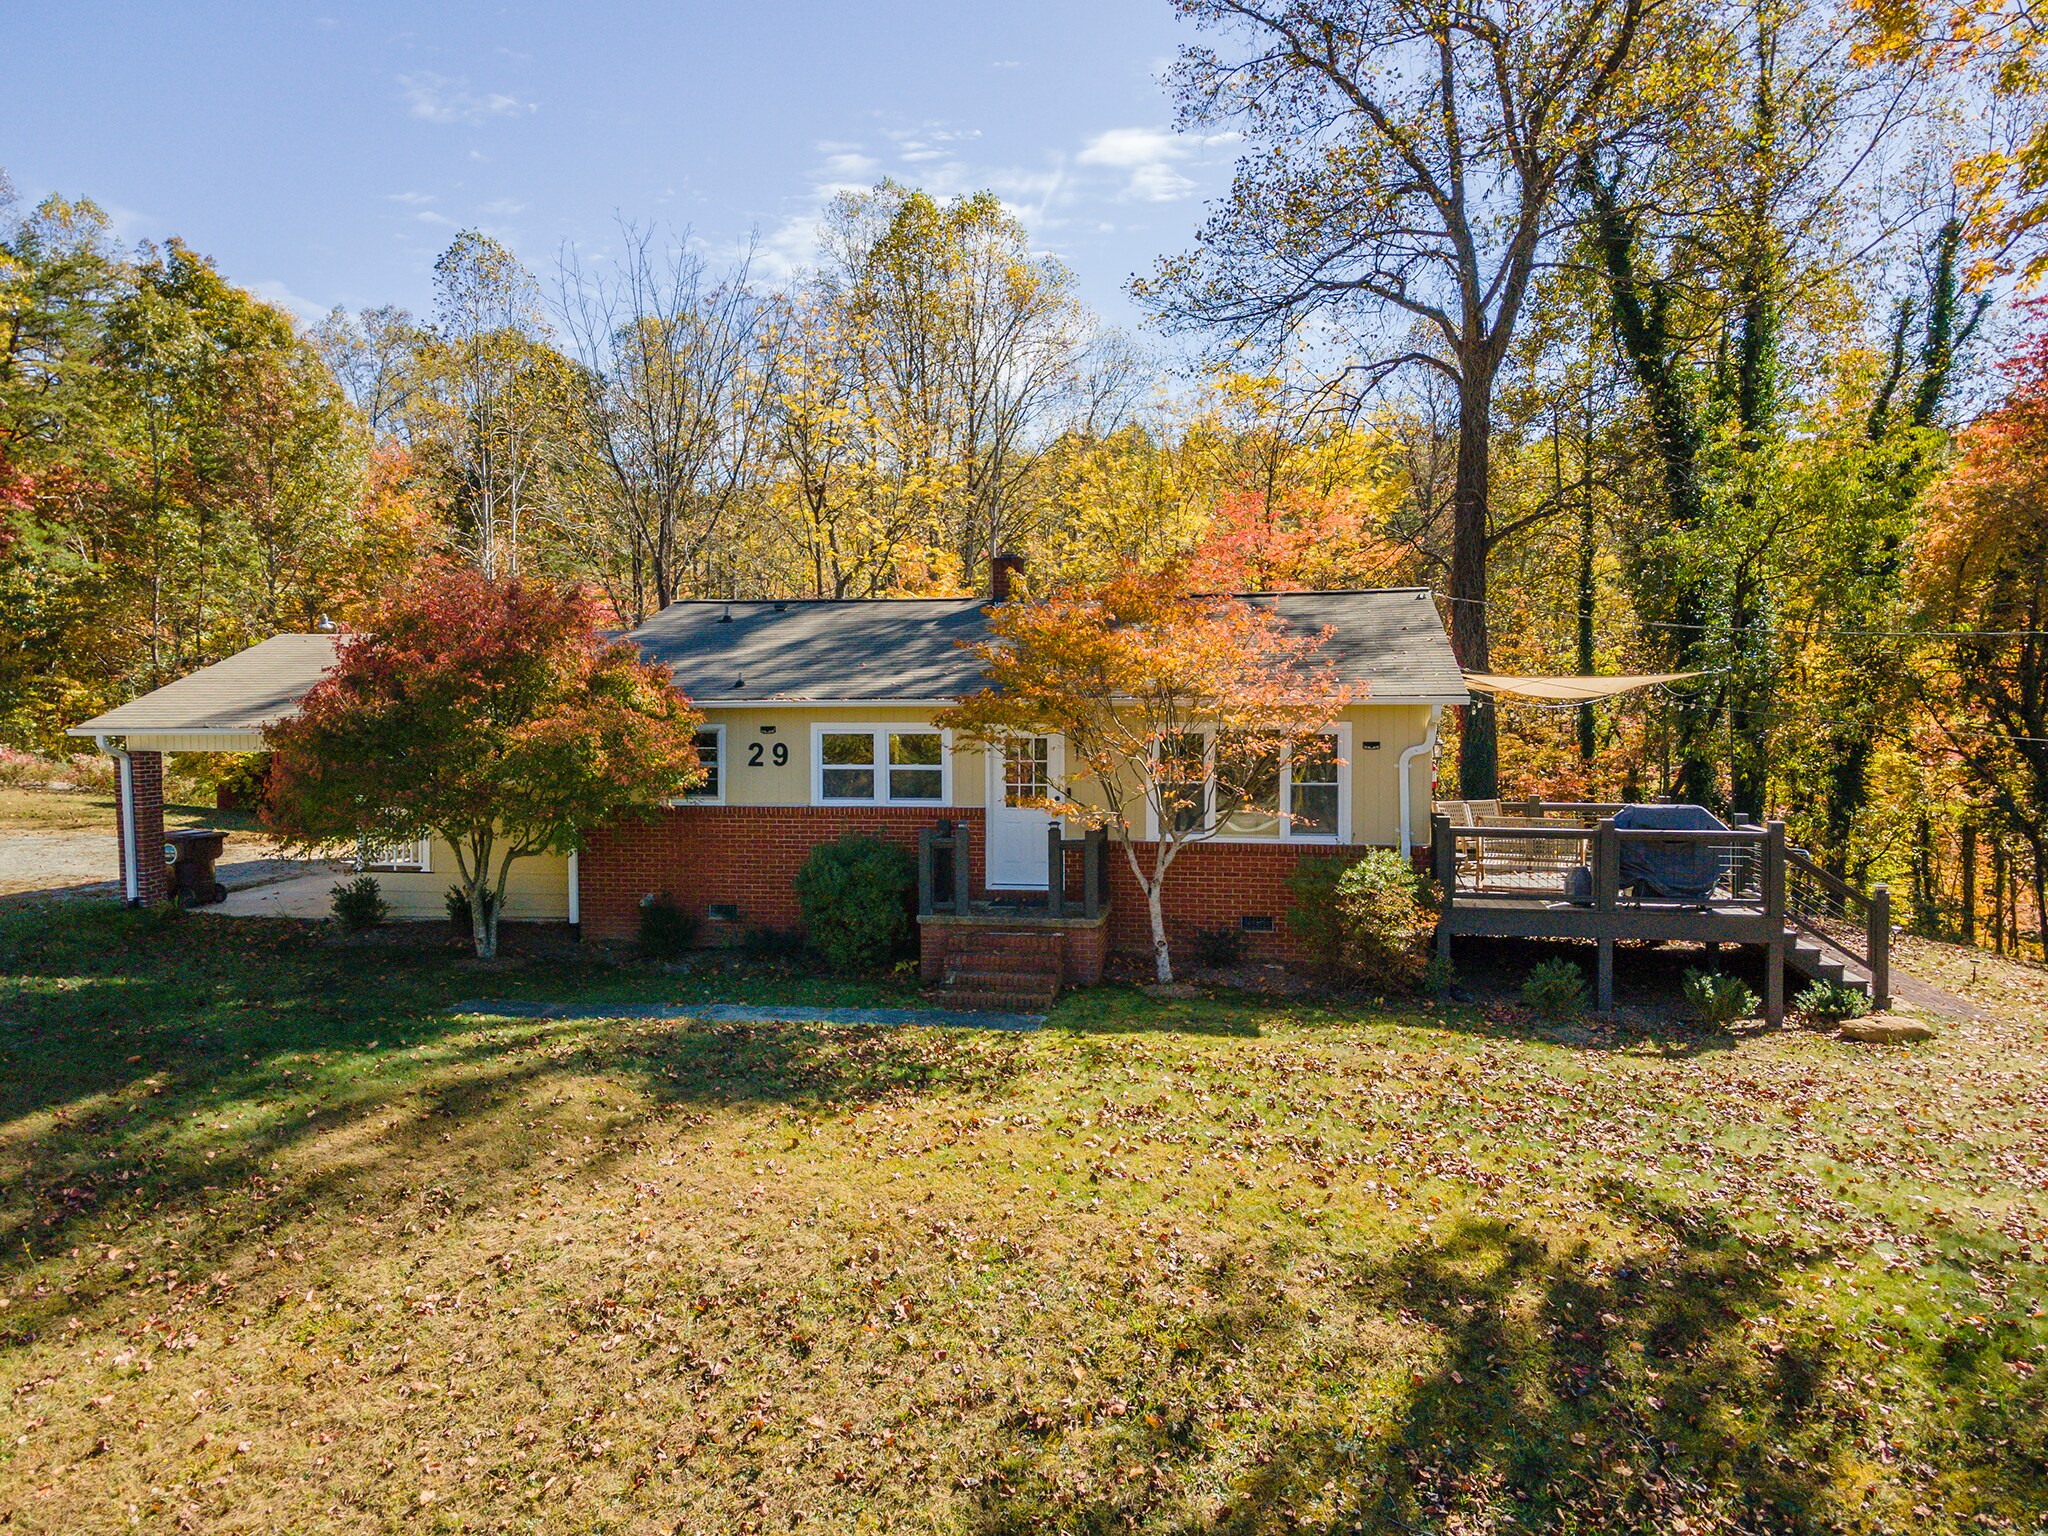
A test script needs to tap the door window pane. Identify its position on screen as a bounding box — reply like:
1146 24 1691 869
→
820 731 876 800
887 732 943 801
1003 737 1049 807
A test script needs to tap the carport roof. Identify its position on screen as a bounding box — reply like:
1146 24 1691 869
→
66 633 340 738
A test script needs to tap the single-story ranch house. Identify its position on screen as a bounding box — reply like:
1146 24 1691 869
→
69 569 1467 975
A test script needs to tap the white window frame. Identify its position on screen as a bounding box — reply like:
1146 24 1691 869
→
1145 723 1351 844
678 723 726 805
359 835 431 873
810 723 953 807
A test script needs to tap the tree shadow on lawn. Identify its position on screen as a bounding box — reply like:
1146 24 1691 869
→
0 902 1030 1314
965 1195 2043 1535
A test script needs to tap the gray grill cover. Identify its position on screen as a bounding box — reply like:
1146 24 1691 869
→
1613 804 1729 900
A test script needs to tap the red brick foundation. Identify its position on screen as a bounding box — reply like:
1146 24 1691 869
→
580 806 987 942
579 808 1369 971
1103 840 1365 968
122 750 170 906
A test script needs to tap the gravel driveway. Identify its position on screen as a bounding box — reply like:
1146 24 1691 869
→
0 827 315 902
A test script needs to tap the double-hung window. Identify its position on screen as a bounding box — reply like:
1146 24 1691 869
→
682 725 725 804
1152 727 1348 842
814 726 947 805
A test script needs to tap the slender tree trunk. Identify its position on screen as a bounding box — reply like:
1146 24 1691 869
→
2032 840 2048 964
1992 838 2007 956
1960 820 1977 946
1451 371 1495 798
1577 491 1597 764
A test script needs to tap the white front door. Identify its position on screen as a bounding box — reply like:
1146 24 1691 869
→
986 735 1061 889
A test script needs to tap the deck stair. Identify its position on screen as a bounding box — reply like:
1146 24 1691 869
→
938 927 1064 1013
1784 927 1872 998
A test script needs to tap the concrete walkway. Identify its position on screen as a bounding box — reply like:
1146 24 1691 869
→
448 999 1047 1031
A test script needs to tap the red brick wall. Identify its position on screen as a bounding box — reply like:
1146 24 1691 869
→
580 806 987 941
1103 839 1356 967
580 807 1364 969
125 750 170 906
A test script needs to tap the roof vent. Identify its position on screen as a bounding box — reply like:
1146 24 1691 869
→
732 675 745 690
773 601 787 611
718 604 732 623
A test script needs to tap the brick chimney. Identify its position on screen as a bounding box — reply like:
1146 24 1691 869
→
990 552 1026 601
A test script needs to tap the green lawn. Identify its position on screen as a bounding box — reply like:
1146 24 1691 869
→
1 904 2043 1534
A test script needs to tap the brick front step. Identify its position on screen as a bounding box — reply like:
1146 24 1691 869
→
943 966 1062 994
949 931 1065 955
941 988 1059 1013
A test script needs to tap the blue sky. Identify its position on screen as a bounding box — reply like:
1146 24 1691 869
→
5 2 1238 332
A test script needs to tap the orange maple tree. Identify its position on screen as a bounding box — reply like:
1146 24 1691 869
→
937 566 1353 982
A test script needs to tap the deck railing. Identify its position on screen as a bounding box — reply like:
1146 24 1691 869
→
917 819 1111 920
1046 824 1109 919
1431 802 1894 1014
1783 846 1890 1008
1433 818 1767 906
917 821 973 917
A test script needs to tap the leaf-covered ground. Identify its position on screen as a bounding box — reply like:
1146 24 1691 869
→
1 905 2043 1534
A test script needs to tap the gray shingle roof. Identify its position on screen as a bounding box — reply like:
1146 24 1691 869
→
66 589 1467 735
627 588 1467 705
68 634 342 736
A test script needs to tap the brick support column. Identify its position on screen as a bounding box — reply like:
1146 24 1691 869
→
124 750 170 906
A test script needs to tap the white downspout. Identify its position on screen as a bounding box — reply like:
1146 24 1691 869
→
1396 706 1441 865
567 848 580 927
97 734 140 906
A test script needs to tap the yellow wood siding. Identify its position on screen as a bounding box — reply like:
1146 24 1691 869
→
370 837 572 921
692 702 1435 846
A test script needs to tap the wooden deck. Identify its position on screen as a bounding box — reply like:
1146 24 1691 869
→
1431 805 1891 1024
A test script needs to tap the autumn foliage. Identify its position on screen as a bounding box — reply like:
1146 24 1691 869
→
264 566 703 956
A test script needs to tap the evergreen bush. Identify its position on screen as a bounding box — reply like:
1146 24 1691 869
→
793 835 917 973
1286 849 1437 989
638 892 701 958
1521 958 1588 1020
330 875 387 932
1683 968 1760 1026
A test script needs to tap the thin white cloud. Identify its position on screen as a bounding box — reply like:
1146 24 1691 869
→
386 190 435 206
1077 125 1235 202
399 71 535 126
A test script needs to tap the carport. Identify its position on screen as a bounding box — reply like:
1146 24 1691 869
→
65 634 339 906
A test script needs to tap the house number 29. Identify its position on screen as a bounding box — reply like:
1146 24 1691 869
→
748 741 789 767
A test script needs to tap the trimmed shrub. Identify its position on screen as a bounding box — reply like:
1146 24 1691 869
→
1521 958 1587 1020
330 875 388 933
638 892 701 958
1191 925 1246 968
1287 848 1437 989
1683 967 1759 1026
445 885 496 938
1420 953 1458 997
1796 978 1869 1021
793 835 917 973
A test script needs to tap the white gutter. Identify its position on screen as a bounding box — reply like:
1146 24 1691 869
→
96 734 140 906
567 849 581 926
1396 706 1441 865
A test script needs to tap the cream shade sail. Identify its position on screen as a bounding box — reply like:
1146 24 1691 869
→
1460 670 1700 703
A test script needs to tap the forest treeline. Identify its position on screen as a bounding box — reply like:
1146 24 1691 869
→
5 0 2048 952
